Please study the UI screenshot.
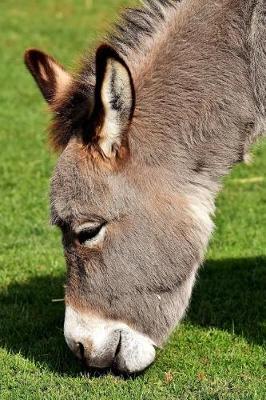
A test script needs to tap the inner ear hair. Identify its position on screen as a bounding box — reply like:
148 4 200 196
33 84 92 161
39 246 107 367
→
95 45 135 119
24 49 71 104
91 45 135 158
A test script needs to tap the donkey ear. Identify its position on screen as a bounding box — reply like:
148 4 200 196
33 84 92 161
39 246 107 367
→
93 45 135 158
24 49 72 104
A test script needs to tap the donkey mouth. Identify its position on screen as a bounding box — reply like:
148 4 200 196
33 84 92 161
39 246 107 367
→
113 330 122 362
82 332 123 376
64 305 156 374
64 307 156 373
81 329 156 374
109 329 156 374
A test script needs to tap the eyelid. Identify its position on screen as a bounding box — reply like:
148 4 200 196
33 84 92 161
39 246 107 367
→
74 221 105 234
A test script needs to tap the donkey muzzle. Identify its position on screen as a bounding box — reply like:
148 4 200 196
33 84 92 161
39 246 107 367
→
64 305 156 373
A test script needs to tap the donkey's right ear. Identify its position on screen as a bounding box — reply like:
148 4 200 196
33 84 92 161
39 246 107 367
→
24 49 72 104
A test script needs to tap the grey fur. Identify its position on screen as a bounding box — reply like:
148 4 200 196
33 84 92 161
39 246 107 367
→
47 0 266 345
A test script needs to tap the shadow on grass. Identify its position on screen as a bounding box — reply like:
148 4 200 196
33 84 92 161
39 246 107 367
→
187 256 266 345
0 256 265 375
0 273 80 376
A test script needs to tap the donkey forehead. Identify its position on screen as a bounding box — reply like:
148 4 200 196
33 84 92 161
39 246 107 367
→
50 142 186 226
50 144 134 223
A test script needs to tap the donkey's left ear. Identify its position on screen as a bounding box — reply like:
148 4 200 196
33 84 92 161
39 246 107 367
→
24 49 72 104
93 45 135 158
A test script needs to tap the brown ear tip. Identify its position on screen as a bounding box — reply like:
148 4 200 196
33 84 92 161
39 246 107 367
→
24 48 48 67
24 48 37 58
24 48 38 66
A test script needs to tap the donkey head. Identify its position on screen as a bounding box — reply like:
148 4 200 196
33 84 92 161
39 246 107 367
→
24 45 206 373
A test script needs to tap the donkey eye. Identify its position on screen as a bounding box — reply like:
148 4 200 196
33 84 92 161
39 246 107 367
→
76 223 106 246
77 226 102 244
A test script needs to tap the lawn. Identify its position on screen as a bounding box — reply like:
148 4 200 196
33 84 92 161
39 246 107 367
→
0 1 265 399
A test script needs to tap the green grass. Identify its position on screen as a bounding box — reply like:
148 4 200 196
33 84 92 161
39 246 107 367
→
0 1 265 399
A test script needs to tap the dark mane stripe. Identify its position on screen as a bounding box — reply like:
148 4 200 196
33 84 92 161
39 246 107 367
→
108 0 179 55
80 0 180 80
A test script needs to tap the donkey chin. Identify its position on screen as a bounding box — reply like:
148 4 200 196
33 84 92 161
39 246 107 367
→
64 306 156 373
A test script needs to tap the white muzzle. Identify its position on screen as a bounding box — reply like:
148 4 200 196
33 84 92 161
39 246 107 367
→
64 305 156 373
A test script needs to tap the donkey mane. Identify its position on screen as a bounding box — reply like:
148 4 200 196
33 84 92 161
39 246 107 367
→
108 0 179 55
79 0 180 83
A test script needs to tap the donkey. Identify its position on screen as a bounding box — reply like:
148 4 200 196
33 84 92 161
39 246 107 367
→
24 0 266 373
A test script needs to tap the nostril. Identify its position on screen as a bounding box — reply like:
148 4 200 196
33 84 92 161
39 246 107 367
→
77 342 85 360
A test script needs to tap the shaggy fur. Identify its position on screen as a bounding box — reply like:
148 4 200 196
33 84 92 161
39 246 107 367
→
25 0 266 345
